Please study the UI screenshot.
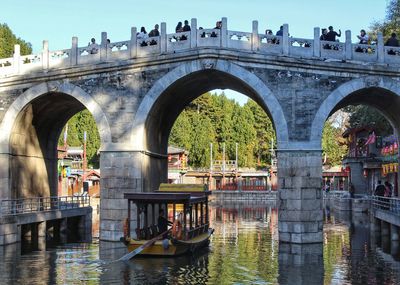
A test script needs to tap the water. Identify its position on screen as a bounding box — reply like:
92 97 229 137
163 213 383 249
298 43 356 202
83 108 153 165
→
0 202 400 284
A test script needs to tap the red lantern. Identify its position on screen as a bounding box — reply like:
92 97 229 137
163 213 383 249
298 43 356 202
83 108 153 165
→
363 169 368 177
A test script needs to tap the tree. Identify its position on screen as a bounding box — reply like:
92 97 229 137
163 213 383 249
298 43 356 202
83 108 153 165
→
245 100 276 167
169 110 192 151
369 0 400 39
58 110 101 168
189 113 215 167
168 92 277 169
321 122 347 166
0 23 32 58
232 104 257 167
345 105 392 136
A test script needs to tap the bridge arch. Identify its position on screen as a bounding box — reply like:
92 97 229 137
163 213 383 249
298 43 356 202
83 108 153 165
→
130 59 288 191
311 77 400 145
0 82 111 199
131 59 289 150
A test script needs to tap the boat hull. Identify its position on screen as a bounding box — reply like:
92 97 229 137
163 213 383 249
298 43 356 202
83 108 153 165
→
125 229 213 257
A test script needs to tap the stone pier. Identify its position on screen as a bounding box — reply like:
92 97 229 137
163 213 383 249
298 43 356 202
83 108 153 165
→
100 150 143 242
278 150 323 243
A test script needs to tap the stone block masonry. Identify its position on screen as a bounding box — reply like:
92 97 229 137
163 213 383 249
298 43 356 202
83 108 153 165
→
278 149 323 243
1 19 400 244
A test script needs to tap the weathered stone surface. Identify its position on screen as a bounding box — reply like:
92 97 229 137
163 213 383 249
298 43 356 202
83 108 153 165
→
1 35 400 243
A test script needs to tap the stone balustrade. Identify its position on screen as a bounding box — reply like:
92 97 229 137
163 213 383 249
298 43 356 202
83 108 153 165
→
0 17 399 77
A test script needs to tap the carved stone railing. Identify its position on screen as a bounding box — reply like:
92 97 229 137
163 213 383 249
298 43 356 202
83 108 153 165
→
0 18 398 78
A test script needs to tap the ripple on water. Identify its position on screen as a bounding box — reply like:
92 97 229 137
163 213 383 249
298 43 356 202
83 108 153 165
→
0 205 399 284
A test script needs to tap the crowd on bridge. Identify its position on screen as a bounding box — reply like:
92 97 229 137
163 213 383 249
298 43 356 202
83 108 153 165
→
86 20 400 55
87 20 226 52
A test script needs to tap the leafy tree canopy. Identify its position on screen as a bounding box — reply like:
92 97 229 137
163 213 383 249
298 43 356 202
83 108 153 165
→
58 110 101 168
0 23 32 58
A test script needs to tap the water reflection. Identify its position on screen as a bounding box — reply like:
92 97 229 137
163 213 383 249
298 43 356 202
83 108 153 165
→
0 201 399 284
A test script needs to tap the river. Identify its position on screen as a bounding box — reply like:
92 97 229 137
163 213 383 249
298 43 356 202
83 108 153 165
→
0 201 399 284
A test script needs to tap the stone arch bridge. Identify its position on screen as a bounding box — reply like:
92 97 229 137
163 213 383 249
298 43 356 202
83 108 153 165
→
1 18 400 243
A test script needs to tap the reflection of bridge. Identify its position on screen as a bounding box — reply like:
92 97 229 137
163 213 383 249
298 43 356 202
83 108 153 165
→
1 17 400 244
0 196 91 245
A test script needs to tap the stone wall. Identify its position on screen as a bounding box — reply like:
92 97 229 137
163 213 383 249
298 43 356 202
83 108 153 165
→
1 43 400 243
278 150 323 243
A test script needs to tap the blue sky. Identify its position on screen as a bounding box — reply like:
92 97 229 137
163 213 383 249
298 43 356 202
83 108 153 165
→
1 0 389 104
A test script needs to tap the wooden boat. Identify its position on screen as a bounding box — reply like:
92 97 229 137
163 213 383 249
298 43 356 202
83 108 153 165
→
121 184 213 257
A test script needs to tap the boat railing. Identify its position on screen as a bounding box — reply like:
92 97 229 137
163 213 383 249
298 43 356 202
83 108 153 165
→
185 223 209 240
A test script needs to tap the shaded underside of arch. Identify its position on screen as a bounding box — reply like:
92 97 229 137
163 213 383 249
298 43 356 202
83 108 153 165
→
10 93 86 198
311 77 400 145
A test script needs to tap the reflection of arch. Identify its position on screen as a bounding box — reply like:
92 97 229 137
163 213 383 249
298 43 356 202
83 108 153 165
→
311 77 400 145
0 82 112 153
131 59 289 150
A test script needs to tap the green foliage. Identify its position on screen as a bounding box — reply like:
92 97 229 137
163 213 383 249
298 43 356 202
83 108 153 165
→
0 23 32 58
58 110 101 168
245 100 276 167
322 122 348 166
169 92 276 169
369 0 400 40
345 105 392 136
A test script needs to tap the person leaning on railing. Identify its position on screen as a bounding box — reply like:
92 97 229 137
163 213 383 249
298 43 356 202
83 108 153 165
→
385 33 399 55
355 29 369 53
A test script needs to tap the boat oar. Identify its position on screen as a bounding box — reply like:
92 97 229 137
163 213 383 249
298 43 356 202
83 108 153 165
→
118 229 170 261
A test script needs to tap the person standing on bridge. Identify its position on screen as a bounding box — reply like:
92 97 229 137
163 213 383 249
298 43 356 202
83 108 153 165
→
175 22 183 33
148 24 160 46
88 38 99 54
326 26 341 42
385 33 399 55
276 26 283 36
149 24 160 37
182 20 191 32
385 33 399 47
137 27 148 46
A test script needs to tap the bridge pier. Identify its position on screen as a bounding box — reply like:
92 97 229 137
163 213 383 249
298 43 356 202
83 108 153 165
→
78 214 92 242
381 220 390 236
100 150 143 241
37 222 46 250
278 243 324 284
278 150 323 244
391 224 399 241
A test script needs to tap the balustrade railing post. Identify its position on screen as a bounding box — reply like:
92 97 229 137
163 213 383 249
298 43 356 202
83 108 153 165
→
160 22 167 53
377 32 384 63
42 40 49 70
345 30 352 60
13 44 20 74
190 18 197 48
252 20 259 51
313 27 320 57
282 24 289 56
70 37 78 66
100 32 107 61
221 17 228 48
130 27 137 58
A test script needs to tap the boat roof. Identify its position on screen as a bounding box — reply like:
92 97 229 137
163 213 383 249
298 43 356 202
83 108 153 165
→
123 192 210 204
